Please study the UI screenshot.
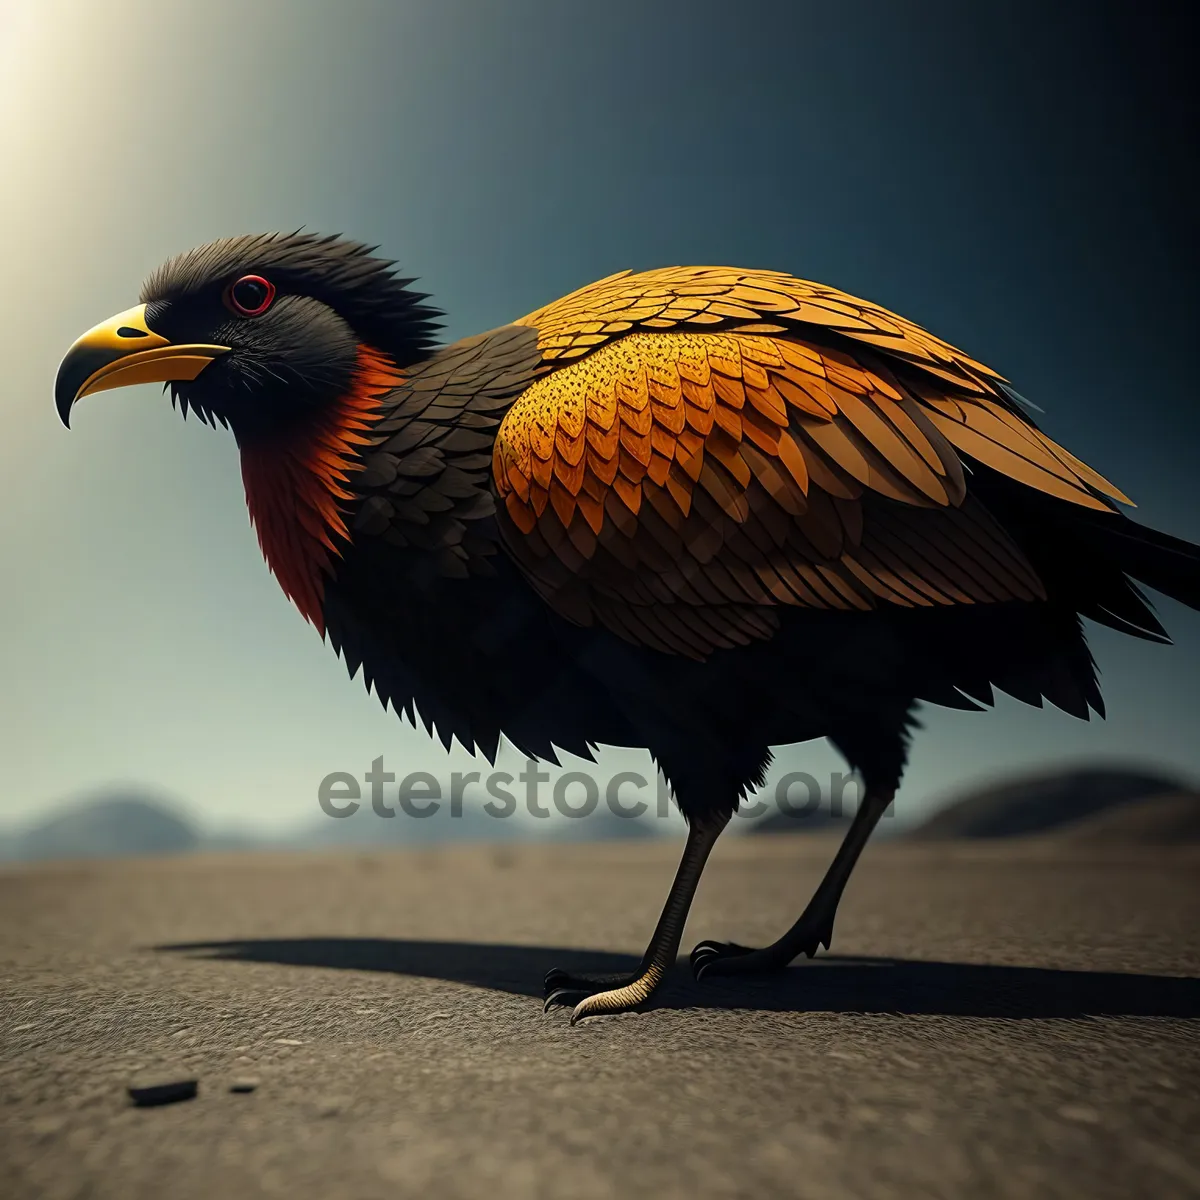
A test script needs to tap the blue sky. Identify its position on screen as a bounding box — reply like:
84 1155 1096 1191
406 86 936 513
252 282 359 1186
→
2 0 1196 833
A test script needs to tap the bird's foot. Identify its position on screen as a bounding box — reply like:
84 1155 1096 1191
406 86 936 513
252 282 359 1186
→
690 940 789 980
542 965 662 1023
691 910 835 981
542 967 636 1013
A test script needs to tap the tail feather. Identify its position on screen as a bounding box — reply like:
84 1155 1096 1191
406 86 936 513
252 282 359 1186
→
971 464 1200 641
1076 513 1200 613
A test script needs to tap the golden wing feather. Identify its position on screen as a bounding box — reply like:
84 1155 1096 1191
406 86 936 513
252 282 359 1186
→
514 266 1002 387
494 269 1130 658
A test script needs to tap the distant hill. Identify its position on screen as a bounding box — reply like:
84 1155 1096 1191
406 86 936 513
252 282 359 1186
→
912 765 1198 841
0 782 659 863
0 790 199 862
1046 790 1200 844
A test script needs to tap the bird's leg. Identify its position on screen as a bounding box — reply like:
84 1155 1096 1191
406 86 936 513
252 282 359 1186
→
691 788 893 979
544 813 729 1023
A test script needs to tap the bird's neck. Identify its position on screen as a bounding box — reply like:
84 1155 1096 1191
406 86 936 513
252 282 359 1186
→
239 345 404 635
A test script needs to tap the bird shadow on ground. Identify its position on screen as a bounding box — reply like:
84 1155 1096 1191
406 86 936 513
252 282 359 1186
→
157 938 1200 1019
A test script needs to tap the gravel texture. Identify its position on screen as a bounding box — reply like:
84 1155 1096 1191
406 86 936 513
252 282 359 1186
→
1 835 1197 1199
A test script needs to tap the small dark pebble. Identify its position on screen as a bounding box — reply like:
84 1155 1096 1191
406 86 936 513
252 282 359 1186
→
128 1080 198 1107
229 1079 258 1094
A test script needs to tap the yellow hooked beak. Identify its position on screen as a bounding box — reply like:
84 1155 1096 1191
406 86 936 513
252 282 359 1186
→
55 304 230 427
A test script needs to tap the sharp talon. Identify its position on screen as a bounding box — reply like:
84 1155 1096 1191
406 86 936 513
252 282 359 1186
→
544 986 588 1013
690 939 755 980
544 968 570 990
569 995 608 1025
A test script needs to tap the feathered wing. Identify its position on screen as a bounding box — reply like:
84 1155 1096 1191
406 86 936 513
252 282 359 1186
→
492 267 1131 659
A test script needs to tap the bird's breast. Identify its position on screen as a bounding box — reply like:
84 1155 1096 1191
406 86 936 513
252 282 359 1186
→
239 345 404 633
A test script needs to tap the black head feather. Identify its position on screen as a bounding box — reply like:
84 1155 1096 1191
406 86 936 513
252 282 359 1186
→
138 232 442 440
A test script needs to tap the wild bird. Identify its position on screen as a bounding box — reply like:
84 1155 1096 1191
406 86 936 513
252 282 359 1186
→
56 233 1200 1022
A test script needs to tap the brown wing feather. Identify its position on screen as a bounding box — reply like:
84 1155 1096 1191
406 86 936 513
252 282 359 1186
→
514 266 1002 389
493 269 1130 657
491 330 1034 657
515 266 1130 503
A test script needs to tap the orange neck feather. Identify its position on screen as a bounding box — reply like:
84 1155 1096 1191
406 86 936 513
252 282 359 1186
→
240 345 404 635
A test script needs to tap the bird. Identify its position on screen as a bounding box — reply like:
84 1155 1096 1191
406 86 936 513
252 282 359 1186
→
55 232 1200 1023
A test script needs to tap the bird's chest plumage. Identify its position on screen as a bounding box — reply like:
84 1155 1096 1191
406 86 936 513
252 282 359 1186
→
309 323 636 760
239 346 405 633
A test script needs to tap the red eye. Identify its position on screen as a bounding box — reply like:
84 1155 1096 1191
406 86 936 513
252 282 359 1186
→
226 274 275 316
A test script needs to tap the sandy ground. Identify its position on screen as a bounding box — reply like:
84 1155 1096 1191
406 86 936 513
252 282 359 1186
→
1 834 1198 1200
